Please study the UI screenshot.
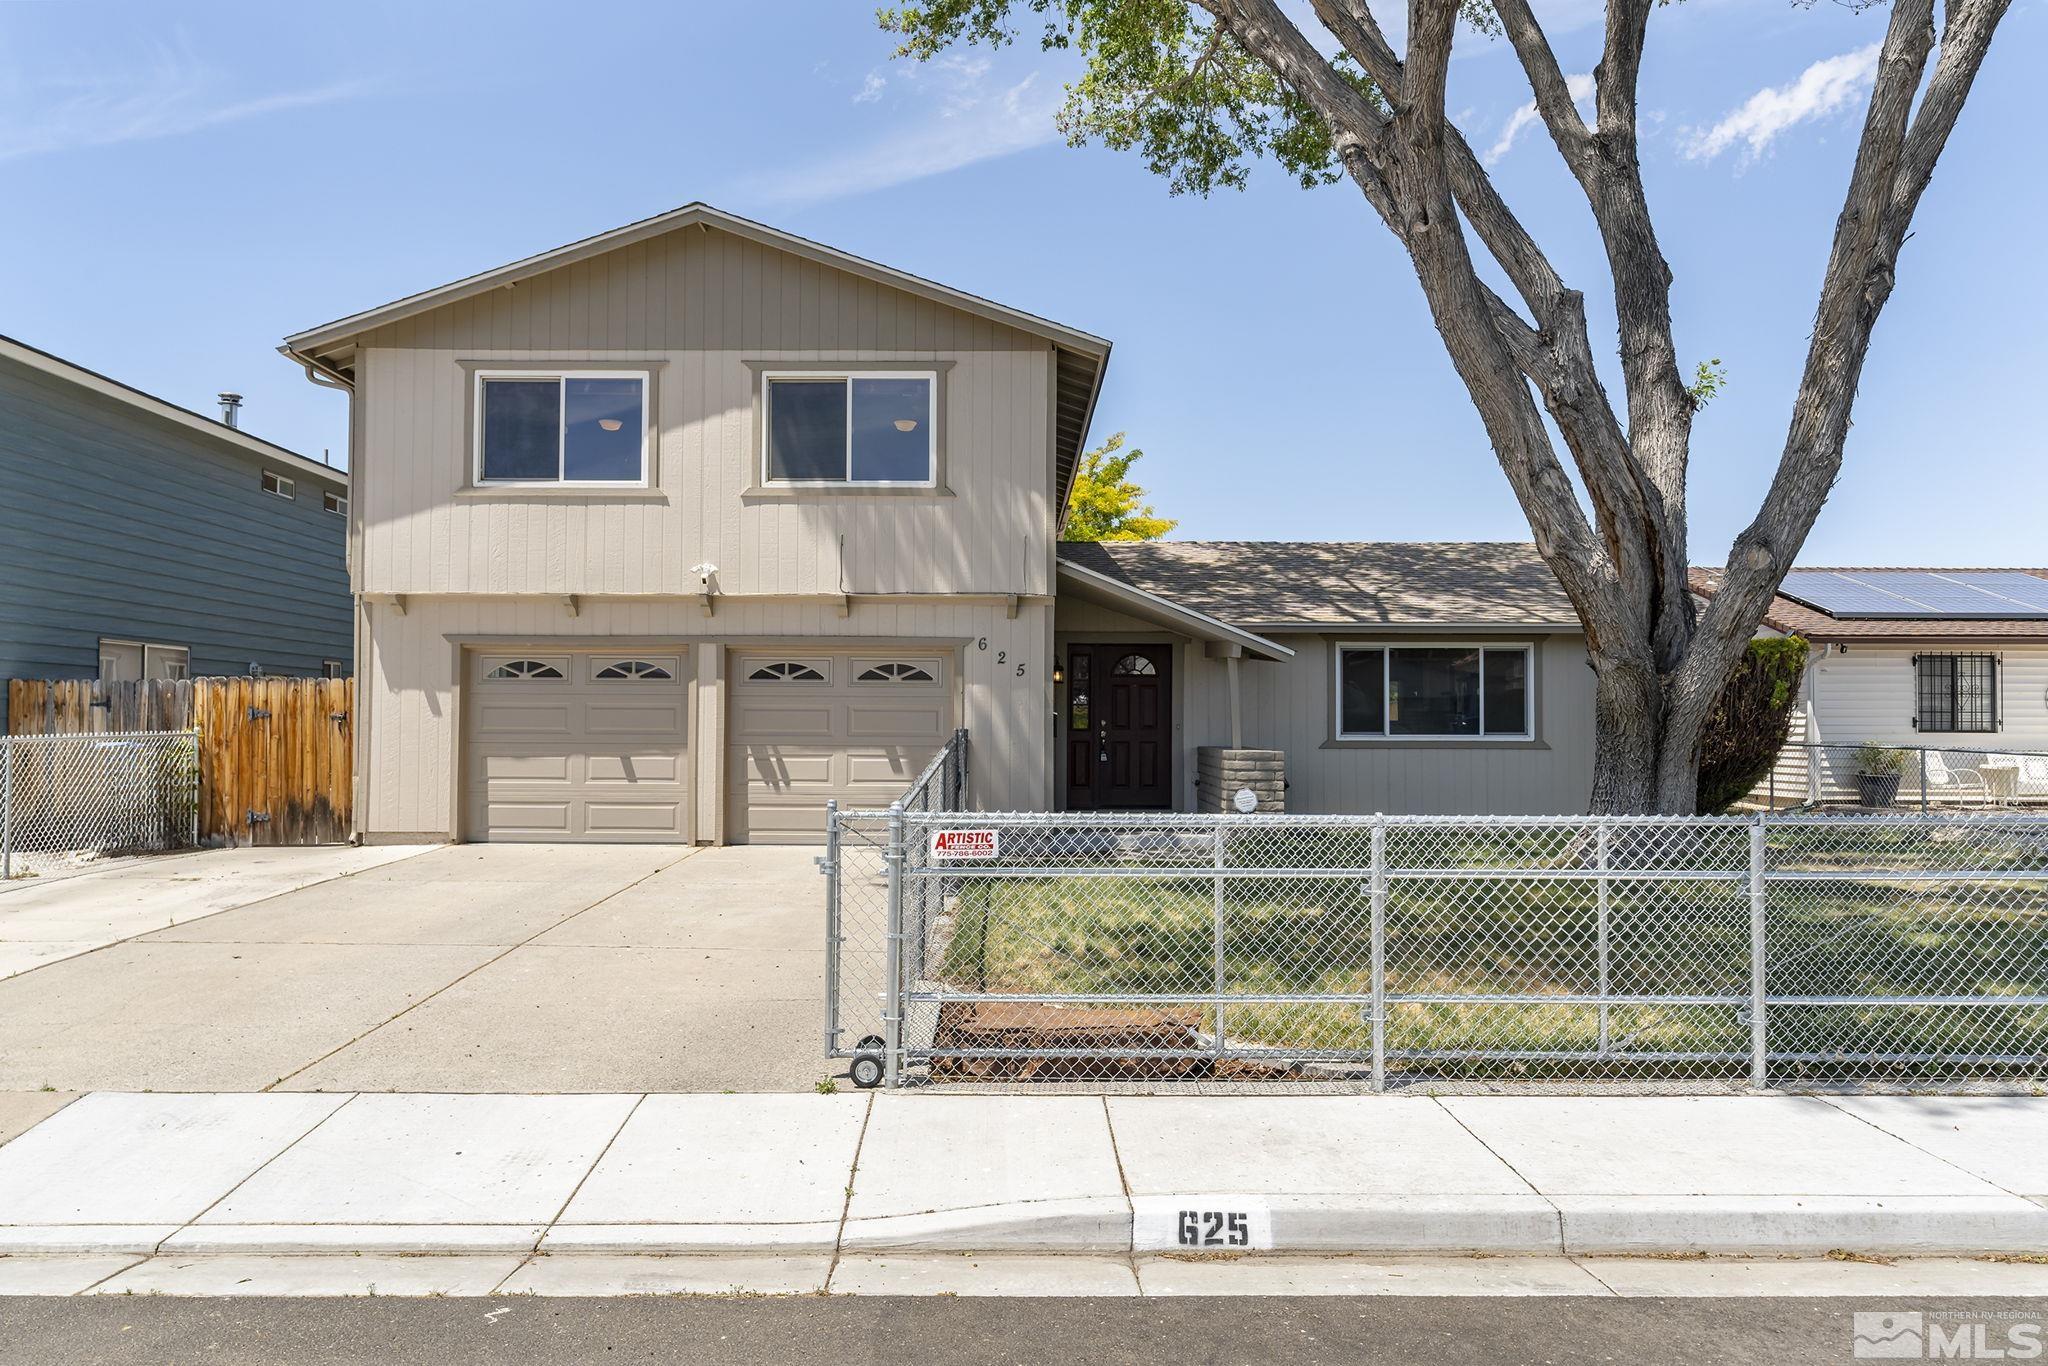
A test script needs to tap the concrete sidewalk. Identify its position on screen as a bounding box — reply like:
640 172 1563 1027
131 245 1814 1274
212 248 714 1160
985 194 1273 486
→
1 1092 2043 1261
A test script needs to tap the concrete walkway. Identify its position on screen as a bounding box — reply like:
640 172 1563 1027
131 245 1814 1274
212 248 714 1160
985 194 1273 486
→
0 844 832 1093
1 1092 2043 1265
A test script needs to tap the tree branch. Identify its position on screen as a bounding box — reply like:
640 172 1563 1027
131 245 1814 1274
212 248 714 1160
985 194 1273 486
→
1684 0 2010 753
1489 0 1594 177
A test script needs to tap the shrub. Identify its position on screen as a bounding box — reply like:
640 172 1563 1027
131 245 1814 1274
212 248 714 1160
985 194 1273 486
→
1696 635 1810 812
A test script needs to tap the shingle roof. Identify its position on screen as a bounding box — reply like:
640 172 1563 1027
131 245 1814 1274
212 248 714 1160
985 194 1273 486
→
1057 541 1579 629
1689 567 2048 642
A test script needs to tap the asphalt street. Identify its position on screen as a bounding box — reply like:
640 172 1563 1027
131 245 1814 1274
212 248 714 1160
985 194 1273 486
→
6 1295 2048 1366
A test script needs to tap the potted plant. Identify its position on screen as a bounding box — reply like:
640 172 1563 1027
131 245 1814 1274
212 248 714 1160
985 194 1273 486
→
1853 742 1910 807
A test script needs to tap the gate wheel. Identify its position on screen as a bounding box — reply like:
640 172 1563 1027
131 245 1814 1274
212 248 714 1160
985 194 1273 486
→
850 1054 885 1089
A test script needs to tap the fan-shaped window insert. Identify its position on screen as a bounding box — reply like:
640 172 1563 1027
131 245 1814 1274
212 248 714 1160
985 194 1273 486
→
1112 654 1158 677
748 661 826 683
593 659 674 681
856 662 936 683
485 659 564 680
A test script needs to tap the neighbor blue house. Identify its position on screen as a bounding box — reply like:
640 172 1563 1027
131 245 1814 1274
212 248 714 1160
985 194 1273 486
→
0 333 352 722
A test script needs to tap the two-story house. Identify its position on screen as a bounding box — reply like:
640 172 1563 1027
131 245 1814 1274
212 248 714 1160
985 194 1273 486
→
284 204 1600 845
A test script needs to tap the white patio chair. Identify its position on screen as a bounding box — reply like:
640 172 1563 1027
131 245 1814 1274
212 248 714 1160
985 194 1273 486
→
1920 749 1987 807
2017 755 2048 801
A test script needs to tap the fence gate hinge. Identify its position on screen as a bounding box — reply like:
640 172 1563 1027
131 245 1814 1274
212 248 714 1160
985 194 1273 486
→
247 706 271 721
246 810 271 825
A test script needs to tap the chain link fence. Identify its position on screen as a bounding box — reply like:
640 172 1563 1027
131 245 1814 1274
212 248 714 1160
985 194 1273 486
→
1760 742 2048 811
1 731 201 881
826 800 2048 1093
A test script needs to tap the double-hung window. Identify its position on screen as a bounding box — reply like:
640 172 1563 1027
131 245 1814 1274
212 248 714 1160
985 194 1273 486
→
762 371 936 486
1914 652 1998 733
1337 644 1532 739
475 371 648 485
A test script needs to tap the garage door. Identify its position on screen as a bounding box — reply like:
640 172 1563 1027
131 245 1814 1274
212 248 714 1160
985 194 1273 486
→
728 651 953 844
465 650 690 842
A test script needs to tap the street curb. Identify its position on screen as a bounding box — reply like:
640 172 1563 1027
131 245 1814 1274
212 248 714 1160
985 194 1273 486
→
5 1199 2046 1260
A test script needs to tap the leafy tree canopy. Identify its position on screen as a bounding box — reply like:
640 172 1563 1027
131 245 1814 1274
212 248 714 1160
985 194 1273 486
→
1063 432 1177 541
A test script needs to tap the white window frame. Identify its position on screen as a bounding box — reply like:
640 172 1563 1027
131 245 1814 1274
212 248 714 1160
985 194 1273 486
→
99 638 189 683
761 370 939 489
323 490 348 517
322 660 345 679
261 470 295 500
1333 642 1536 742
473 369 651 488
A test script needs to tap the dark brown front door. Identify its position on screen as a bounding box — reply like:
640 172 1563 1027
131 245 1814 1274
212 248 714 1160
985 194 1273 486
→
1063 644 1173 809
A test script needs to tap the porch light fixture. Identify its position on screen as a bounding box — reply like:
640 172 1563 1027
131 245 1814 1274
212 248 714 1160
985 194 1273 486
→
892 418 919 432
1053 662 1065 684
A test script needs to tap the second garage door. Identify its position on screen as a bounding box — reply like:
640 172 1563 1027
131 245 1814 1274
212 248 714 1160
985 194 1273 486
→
465 650 690 842
727 650 954 844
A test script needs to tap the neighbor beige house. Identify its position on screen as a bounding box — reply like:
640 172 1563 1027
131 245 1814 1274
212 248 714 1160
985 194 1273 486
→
284 204 1599 844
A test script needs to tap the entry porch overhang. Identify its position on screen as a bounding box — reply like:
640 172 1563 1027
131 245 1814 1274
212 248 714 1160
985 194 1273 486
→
1054 559 1293 663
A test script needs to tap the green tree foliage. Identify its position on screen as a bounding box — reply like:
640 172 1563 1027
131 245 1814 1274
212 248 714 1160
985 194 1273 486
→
1063 432 1177 541
1696 635 1810 812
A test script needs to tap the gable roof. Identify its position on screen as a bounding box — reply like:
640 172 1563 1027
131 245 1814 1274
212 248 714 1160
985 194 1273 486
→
279 203 1109 509
1058 541 1580 631
1690 567 2048 643
1 332 344 488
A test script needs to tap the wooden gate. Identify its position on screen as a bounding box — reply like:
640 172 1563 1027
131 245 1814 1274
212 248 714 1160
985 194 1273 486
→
7 678 354 845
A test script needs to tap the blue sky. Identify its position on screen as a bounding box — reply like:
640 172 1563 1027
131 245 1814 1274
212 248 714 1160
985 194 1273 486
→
1 0 2041 563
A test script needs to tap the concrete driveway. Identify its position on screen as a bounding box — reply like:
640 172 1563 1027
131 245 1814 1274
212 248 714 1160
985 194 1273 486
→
0 844 831 1096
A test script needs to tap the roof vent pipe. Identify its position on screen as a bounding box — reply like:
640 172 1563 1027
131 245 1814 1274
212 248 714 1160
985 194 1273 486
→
218 392 243 428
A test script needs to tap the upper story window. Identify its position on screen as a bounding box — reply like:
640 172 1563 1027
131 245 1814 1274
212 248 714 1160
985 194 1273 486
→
323 490 348 517
1337 644 1532 740
1914 652 1997 733
763 372 935 486
476 371 647 486
261 470 296 500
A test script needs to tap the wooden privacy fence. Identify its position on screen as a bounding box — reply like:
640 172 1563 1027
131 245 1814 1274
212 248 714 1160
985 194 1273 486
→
7 678 353 846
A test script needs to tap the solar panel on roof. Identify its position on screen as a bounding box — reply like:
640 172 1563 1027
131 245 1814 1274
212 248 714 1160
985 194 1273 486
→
1778 570 2048 620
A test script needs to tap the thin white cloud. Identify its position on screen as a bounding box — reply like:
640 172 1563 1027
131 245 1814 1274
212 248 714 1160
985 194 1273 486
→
0 41 375 163
734 59 1063 209
1683 43 1881 164
1484 72 1594 166
854 72 887 104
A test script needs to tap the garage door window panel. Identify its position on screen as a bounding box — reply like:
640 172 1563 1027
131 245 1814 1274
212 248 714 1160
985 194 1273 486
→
749 661 828 683
483 657 568 681
592 658 677 681
855 661 937 683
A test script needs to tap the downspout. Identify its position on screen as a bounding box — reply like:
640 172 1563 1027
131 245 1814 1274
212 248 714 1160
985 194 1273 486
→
281 343 368 843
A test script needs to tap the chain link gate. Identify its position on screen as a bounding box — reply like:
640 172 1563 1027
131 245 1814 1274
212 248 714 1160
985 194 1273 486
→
826 799 2048 1092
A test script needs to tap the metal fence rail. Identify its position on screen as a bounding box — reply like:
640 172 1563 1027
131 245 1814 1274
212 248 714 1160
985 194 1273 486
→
1 731 201 881
825 806 2048 1092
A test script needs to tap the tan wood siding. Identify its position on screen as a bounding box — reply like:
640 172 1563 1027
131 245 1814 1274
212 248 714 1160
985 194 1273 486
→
360 597 1049 840
352 228 1052 603
1054 612 1598 816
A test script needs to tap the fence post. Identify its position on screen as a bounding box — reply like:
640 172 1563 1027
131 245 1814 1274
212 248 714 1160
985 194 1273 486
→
1211 820 1227 1065
1595 819 1611 1057
822 799 841 1058
1 737 12 883
1748 814 1768 1089
1370 815 1387 1095
883 800 908 1089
